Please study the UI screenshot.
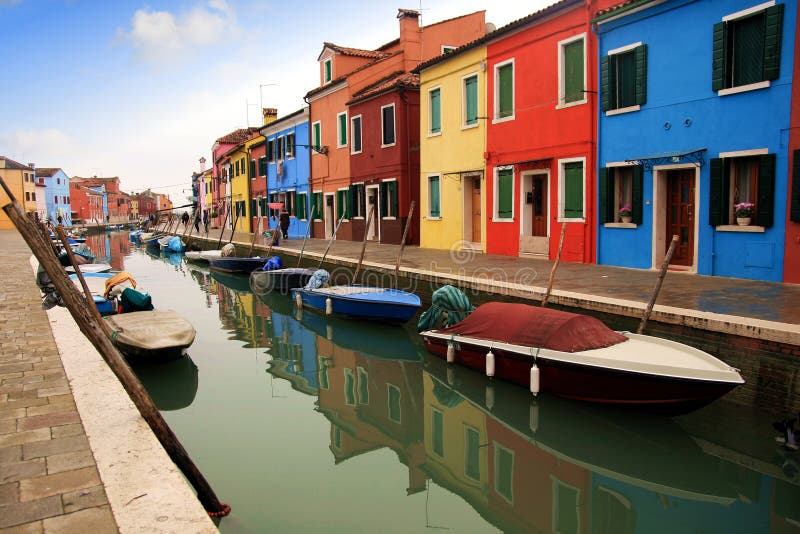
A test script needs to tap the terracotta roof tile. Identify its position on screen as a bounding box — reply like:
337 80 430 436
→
214 127 261 145
323 42 390 60
33 168 60 177
594 0 651 19
348 72 419 104
0 156 33 170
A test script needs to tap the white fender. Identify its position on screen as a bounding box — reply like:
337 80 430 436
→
530 364 540 396
295 292 303 309
447 366 454 386
326 324 333 340
485 350 495 378
529 401 539 433
446 343 455 363
486 384 494 411
325 297 333 315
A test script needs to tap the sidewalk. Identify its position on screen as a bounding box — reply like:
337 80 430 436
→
188 226 800 344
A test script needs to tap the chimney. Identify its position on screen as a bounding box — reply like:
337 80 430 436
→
28 162 35 169
398 9 421 69
199 157 207 172
263 107 278 126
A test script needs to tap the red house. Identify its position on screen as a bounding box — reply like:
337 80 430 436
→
485 0 616 263
69 183 103 223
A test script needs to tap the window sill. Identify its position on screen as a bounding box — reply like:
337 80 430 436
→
351 150 362 156
605 105 640 116
604 222 637 228
556 98 587 110
381 143 396 149
716 224 765 233
425 216 442 221
382 216 397 221
491 217 514 223
461 123 479 131
558 218 586 223
427 131 442 138
492 115 515 125
718 81 770 97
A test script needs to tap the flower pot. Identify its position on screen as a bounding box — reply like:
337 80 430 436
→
736 217 751 226
620 216 632 224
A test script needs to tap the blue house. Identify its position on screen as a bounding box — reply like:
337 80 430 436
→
260 107 311 239
595 0 796 281
36 168 71 225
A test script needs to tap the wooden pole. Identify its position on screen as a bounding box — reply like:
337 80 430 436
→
0 182 229 516
638 235 679 334
318 213 345 269
248 216 261 257
353 204 375 283
541 222 567 308
216 208 229 250
393 201 415 288
228 212 240 246
296 206 316 268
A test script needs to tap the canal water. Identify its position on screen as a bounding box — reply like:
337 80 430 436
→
86 232 799 533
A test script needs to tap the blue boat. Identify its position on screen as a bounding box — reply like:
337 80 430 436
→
208 256 270 274
69 272 137 315
291 285 421 324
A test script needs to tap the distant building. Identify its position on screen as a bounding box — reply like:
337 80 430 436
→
35 168 72 226
0 157 36 229
69 183 103 223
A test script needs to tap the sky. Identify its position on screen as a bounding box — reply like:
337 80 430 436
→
1 0 553 205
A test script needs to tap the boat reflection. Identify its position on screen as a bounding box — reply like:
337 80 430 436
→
130 356 198 411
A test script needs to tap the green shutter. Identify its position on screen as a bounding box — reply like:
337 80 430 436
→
498 63 513 118
430 89 441 133
756 153 775 228
465 76 478 124
564 39 584 104
380 182 388 216
792 150 800 222
250 199 256 217
600 55 611 111
712 22 727 91
430 176 440 217
249 160 255 178
325 60 331 82
297 193 306 220
634 44 647 106
599 168 613 223
313 123 321 150
390 181 398 217
338 114 347 146
763 4 784 81
734 12 766 86
563 162 583 219
497 168 513 218
709 158 728 226
632 165 644 225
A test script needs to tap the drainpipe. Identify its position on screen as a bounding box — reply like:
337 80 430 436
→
399 83 413 244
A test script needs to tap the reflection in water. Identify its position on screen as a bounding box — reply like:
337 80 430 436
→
113 243 800 533
131 356 199 411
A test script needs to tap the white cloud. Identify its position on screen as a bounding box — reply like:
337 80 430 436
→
1 129 80 165
116 0 238 64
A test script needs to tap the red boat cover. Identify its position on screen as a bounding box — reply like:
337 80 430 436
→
437 302 627 353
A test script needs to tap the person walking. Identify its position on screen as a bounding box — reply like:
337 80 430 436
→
279 209 290 239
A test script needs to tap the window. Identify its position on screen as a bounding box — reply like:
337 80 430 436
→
54 196 58 204
312 122 322 152
553 479 580 534
267 140 275 162
259 157 267 177
494 167 514 220
559 159 585 220
235 159 240 176
250 198 257 217
464 426 480 481
277 137 285 160
713 3 784 93
560 35 586 106
494 59 514 120
428 175 441 218
344 368 355 405
324 58 332 83
249 159 256 179
494 444 514 503
311 192 323 220
381 104 395 146
337 112 347 148
351 116 362 154
388 384 401 423
297 192 308 220
25 192 30 201
286 190 296 216
357 367 369 405
432 408 444 457
600 165 643 224
336 188 349 220
349 183 365 218
442 45 456 54
319 357 329 389
31 192 36 201
464 75 478 126
57 178 60 185
380 180 398 218
709 153 775 227
286 133 295 158
429 87 441 134
602 43 647 112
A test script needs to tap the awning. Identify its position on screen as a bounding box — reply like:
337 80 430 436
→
625 148 706 171
267 202 284 209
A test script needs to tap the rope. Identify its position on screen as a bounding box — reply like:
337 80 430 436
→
208 503 232 517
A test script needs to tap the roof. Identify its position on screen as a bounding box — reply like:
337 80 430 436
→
305 50 404 100
413 0 582 74
593 0 655 23
0 156 33 171
348 72 420 105
214 127 261 145
33 168 62 178
320 42 390 61
72 176 120 182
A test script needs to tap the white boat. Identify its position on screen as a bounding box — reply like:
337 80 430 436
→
184 250 223 263
104 310 196 362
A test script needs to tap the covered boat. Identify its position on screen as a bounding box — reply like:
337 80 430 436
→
104 310 196 362
420 302 744 415
70 271 138 315
208 256 269 274
249 267 315 294
184 249 223 263
158 235 185 253
292 284 421 324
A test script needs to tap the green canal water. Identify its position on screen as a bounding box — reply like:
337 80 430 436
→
88 232 799 533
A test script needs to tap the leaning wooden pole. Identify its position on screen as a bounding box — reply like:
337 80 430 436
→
318 213 345 268
216 208 229 250
228 212 240 246
541 221 567 308
394 201 415 288
248 216 261 257
353 204 375 283
0 182 230 517
296 206 316 268
638 234 679 334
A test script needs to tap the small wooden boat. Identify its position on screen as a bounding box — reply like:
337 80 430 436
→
207 256 269 274
249 267 315 294
292 285 421 324
158 235 185 252
70 271 137 315
420 302 744 415
105 310 195 362
65 263 112 274
184 249 223 263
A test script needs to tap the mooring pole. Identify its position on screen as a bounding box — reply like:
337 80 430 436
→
0 179 230 517
318 213 345 268
216 208 229 250
638 234 679 334
228 212 240 246
541 221 567 308
353 204 375 283
248 216 261 257
394 201 415 288
296 206 316 268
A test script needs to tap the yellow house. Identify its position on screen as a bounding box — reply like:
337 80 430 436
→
0 157 37 230
203 169 213 218
228 144 253 232
418 45 487 252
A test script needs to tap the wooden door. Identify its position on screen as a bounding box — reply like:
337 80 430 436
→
666 170 695 266
532 176 548 237
471 178 481 243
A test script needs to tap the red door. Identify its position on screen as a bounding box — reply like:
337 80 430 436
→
666 170 695 266
532 176 548 237
471 178 481 243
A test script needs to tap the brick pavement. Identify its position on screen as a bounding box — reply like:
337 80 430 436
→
0 230 117 532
